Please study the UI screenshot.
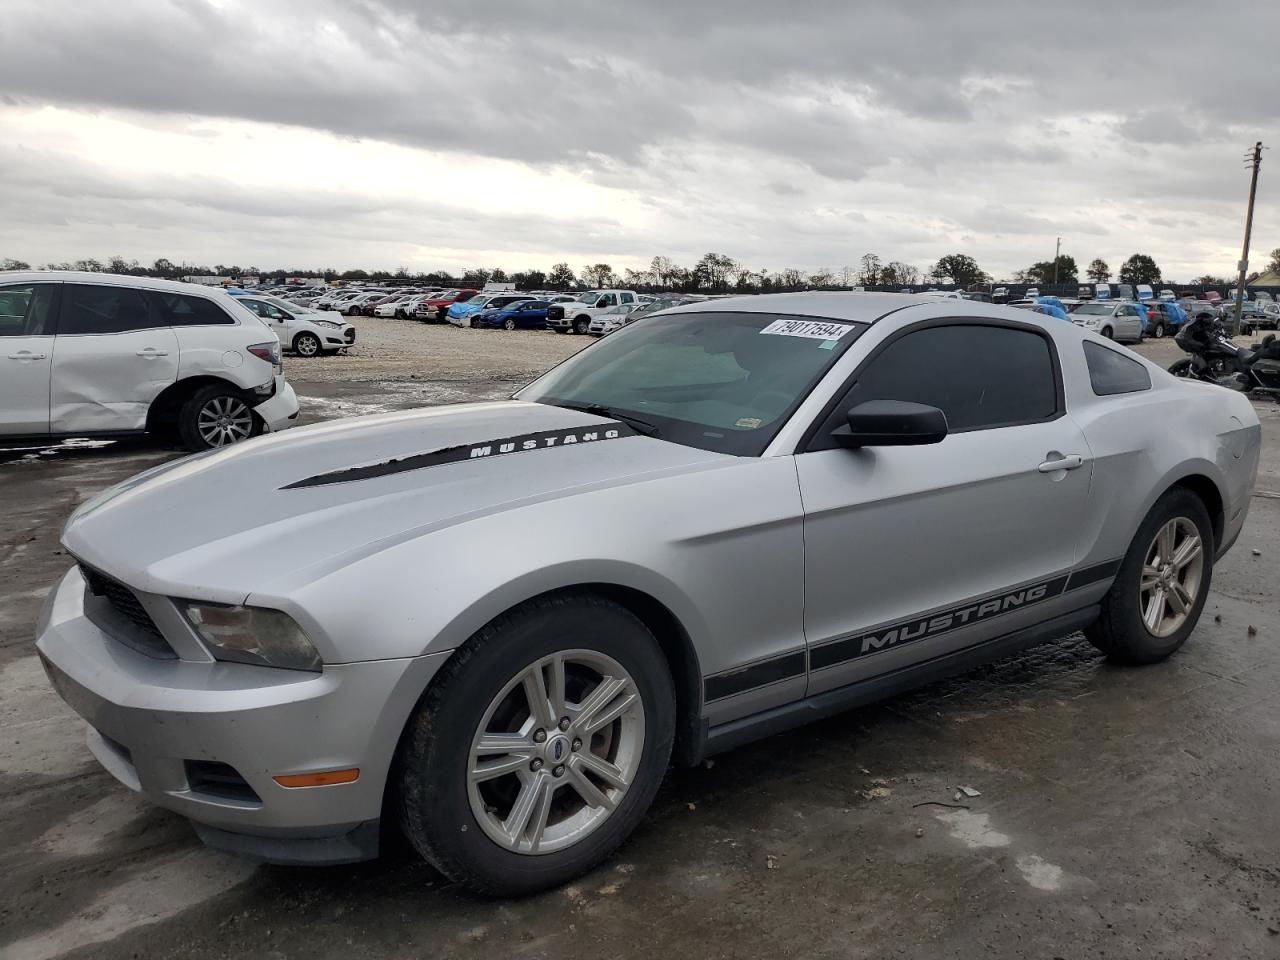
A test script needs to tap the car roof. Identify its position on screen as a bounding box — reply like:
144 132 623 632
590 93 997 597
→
0 270 231 299
658 291 1006 324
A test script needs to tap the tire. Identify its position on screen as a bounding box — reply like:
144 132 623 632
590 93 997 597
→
503 318 517 331
1101 326 1114 339
293 332 321 357
470 318 480 329
397 593 676 896
573 316 591 335
178 384 259 452
1168 358 1193 378
1085 488 1213 665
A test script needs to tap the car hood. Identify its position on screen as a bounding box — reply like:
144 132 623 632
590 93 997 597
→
63 401 732 602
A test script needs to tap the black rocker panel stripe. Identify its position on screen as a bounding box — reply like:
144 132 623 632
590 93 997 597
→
283 422 637 489
704 650 806 703
704 559 1123 701
1065 558 1123 590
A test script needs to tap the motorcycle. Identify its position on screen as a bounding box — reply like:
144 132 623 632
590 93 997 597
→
1168 322 1280 399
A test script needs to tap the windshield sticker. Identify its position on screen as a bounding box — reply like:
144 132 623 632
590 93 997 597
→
760 318 852 340
282 421 637 489
735 417 763 429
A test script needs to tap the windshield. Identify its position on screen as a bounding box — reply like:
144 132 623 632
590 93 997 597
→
519 311 867 456
263 296 300 315
1074 303 1113 316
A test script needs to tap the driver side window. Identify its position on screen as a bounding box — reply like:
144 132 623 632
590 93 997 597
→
807 323 1061 451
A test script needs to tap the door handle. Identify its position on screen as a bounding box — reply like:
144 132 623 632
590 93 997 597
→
8 351 47 360
1038 454 1085 473
136 348 170 357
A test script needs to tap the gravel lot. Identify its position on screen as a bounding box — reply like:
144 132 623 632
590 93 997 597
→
283 315 587 384
3 323 1280 959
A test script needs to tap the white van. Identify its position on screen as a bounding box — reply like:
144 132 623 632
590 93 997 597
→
0 272 298 450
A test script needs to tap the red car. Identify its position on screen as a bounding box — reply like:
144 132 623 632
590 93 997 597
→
414 289 477 323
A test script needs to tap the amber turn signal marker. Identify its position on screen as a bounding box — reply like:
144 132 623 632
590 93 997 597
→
273 768 360 788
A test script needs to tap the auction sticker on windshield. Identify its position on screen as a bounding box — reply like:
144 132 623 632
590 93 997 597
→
760 318 852 340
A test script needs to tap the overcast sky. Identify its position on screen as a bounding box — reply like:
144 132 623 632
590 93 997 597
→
1 0 1276 281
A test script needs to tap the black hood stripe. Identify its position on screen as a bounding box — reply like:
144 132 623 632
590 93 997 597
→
282 421 637 489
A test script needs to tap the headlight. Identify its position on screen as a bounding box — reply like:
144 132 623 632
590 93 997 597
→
183 603 322 671
316 319 341 329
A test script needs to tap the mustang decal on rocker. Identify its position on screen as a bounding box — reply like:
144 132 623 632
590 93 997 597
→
810 574 1072 670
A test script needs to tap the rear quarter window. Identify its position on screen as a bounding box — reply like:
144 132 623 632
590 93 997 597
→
1083 341 1151 396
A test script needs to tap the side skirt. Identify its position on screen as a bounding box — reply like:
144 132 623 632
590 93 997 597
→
698 606 1099 760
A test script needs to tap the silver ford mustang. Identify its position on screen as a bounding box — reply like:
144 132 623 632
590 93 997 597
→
37 293 1260 894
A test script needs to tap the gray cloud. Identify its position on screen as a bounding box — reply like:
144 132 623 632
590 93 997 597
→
0 0 1276 278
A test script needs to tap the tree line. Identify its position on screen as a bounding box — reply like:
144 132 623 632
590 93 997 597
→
4 247 1278 292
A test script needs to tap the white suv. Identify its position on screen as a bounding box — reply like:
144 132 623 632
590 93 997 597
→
0 272 299 451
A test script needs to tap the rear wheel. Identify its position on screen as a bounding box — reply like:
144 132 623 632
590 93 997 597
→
1153 321 1166 338
1085 489 1213 664
397 594 675 896
178 384 259 452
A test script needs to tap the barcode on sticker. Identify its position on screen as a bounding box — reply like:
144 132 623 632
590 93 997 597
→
760 319 851 340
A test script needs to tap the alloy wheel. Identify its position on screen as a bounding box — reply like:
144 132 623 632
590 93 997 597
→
466 650 645 855
296 333 319 356
1139 517 1204 638
197 395 254 447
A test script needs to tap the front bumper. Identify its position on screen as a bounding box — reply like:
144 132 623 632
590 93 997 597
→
253 376 299 432
36 566 451 864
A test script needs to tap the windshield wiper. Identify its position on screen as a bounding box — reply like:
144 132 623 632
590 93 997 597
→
554 402 662 438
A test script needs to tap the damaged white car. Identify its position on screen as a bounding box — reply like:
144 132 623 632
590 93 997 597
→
1 272 298 450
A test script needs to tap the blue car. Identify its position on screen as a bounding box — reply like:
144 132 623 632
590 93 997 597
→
474 300 551 330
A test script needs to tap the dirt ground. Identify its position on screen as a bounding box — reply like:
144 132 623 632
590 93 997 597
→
3 318 1280 960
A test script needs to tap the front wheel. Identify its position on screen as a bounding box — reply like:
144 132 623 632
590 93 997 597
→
294 332 321 357
1085 488 1213 664
397 594 675 896
178 384 259 451
503 318 517 331
1100 326 1114 339
573 316 591 335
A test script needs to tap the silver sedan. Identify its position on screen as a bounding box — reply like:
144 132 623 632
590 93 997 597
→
37 293 1260 894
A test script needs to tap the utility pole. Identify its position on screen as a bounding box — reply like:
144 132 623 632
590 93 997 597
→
1232 141 1263 337
1053 237 1062 286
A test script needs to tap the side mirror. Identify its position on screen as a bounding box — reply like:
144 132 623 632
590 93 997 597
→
831 400 948 448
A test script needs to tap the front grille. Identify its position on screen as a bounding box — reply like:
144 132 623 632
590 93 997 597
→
548 305 566 322
80 564 177 659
